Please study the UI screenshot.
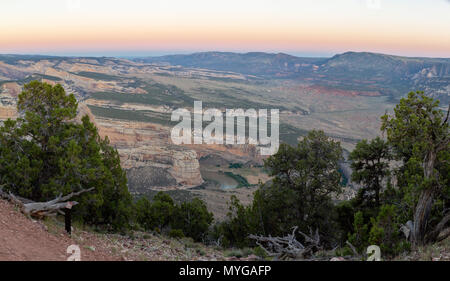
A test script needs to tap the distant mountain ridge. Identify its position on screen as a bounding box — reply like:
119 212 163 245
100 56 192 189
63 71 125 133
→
1 51 449 103
133 51 326 76
134 51 450 76
322 52 450 80
134 51 450 102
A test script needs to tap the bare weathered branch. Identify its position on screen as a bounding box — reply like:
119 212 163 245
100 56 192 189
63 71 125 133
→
0 186 94 218
345 241 359 256
426 212 450 243
249 226 321 260
442 104 450 126
436 227 450 242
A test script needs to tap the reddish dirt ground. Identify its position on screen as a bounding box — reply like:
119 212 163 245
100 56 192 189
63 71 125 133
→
0 199 120 261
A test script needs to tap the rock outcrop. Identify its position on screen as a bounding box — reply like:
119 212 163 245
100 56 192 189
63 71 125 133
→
169 149 203 187
119 144 204 190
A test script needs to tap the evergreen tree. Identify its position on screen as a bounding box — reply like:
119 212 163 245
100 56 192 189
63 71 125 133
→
0 81 132 230
216 130 344 247
172 198 214 242
381 91 449 244
350 137 392 207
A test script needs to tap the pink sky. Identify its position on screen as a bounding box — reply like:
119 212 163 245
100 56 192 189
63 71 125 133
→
1 0 449 57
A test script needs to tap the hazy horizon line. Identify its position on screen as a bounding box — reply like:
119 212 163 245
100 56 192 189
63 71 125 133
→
1 50 450 60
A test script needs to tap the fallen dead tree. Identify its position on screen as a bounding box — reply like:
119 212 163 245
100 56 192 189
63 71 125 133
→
0 185 94 218
249 226 321 260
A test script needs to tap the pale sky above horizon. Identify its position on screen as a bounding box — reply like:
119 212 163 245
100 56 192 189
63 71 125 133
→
0 0 449 57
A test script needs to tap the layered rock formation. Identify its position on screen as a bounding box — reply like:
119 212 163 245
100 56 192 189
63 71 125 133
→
118 144 204 190
0 82 19 121
87 113 205 190
169 149 203 186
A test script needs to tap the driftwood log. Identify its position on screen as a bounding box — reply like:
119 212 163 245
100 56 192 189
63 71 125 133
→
0 186 94 218
249 226 321 260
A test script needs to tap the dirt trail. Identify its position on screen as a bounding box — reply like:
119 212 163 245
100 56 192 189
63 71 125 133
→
0 199 119 261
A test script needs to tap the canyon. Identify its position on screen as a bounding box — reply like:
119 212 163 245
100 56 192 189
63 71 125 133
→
0 52 448 213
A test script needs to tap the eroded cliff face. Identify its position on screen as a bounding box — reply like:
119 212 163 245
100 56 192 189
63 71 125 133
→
169 149 203 186
118 144 204 190
81 110 205 190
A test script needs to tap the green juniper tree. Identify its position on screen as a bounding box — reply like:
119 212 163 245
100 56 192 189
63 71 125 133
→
381 91 449 245
134 192 175 231
134 192 213 241
216 130 344 247
350 137 392 208
172 198 214 242
0 81 132 230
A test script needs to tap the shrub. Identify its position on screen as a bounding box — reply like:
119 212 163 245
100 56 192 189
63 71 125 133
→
253 246 267 259
134 197 153 230
169 229 185 239
172 198 214 241
134 193 213 241
348 211 369 253
368 205 410 257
